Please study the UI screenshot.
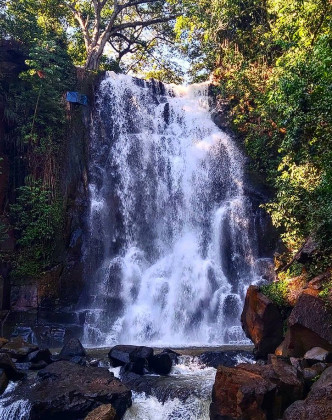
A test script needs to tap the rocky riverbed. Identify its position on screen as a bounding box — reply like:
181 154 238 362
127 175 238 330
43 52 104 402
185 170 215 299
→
0 337 254 419
0 274 331 420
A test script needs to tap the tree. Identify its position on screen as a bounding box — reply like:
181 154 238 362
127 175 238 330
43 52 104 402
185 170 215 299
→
65 0 181 70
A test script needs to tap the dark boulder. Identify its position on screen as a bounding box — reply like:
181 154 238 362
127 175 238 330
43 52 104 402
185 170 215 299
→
210 356 304 420
0 336 38 360
0 369 8 395
149 352 172 375
283 366 332 419
276 292 332 357
0 353 26 380
108 345 153 367
210 364 277 420
304 347 332 363
18 361 132 420
30 360 49 370
160 348 179 364
199 350 254 369
294 237 318 265
302 363 327 388
241 285 284 358
120 359 147 375
59 338 86 360
265 355 304 407
120 370 210 403
26 348 52 364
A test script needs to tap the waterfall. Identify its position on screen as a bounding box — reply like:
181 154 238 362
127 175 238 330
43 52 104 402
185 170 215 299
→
82 72 260 346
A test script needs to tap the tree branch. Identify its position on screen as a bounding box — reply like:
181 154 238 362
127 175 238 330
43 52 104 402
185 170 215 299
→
121 0 161 9
111 14 180 32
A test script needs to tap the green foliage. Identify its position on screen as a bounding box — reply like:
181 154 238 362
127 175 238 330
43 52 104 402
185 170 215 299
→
182 0 332 275
10 180 63 278
260 280 289 307
0 220 8 244
2 0 66 47
1 0 75 279
9 38 74 148
318 279 332 308
278 261 303 281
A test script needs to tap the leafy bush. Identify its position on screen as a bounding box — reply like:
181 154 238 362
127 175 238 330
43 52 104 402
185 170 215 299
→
318 280 332 308
260 280 289 307
10 179 63 278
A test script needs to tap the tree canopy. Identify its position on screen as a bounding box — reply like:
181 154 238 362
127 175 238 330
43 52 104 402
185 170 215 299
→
1 0 182 71
65 0 181 70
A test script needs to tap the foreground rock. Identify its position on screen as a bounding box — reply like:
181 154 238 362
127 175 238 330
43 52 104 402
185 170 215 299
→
109 346 178 376
25 348 53 366
304 347 332 363
0 353 26 380
109 345 153 367
0 369 8 395
210 365 276 420
199 350 254 369
0 336 38 360
210 356 304 420
120 370 212 403
149 352 172 375
59 337 86 360
241 285 284 358
19 361 131 419
85 404 116 420
283 366 332 419
276 292 332 357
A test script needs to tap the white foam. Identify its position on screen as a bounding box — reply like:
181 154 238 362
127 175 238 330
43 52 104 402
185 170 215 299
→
84 73 261 346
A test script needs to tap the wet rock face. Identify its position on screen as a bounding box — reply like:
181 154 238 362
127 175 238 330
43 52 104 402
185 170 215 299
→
210 364 277 420
283 366 332 420
210 356 304 420
85 404 116 420
59 338 87 360
148 353 172 375
199 350 254 369
276 293 332 357
20 361 132 420
289 293 332 344
10 284 38 311
109 346 178 376
241 285 284 358
120 369 211 404
109 345 153 367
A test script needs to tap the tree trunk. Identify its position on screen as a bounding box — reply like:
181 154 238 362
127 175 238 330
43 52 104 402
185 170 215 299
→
84 49 103 71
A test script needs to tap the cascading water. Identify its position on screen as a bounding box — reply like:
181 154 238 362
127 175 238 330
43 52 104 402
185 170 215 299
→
82 72 261 346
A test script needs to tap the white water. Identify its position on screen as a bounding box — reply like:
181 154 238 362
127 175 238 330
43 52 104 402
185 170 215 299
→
124 392 210 420
83 73 260 346
118 354 254 420
0 382 31 419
